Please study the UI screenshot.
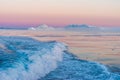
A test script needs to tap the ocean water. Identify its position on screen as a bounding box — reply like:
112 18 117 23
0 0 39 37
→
0 36 120 80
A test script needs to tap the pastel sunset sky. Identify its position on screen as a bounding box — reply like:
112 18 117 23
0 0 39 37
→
0 0 120 27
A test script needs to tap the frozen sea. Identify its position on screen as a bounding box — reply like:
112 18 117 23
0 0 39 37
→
0 30 120 80
0 36 119 80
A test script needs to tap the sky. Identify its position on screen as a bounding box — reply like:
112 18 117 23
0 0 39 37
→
0 0 120 27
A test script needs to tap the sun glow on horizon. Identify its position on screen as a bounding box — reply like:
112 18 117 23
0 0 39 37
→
0 0 120 27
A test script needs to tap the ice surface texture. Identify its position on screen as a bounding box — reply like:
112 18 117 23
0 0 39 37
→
0 36 120 80
0 36 66 80
42 53 120 80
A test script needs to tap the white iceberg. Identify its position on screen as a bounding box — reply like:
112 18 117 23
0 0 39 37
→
28 24 55 31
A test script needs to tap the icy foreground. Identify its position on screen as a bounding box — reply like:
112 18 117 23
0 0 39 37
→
42 53 120 80
0 36 120 80
0 36 66 80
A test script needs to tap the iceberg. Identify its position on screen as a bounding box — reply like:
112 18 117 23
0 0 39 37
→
28 24 55 31
65 24 101 32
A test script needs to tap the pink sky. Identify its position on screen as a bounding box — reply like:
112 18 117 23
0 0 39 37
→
0 0 120 27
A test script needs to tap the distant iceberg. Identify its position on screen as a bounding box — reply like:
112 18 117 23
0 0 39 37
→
28 24 55 31
65 24 101 31
65 24 90 28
